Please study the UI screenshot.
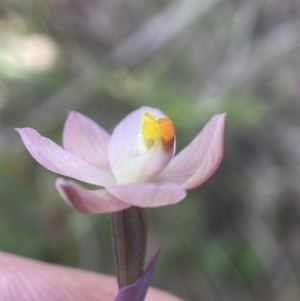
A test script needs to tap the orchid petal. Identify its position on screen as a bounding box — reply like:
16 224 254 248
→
56 178 130 213
157 114 226 189
108 107 166 172
106 182 186 207
16 128 115 186
114 251 160 301
63 111 110 168
114 138 174 184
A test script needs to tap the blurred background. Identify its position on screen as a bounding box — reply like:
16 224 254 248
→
1 0 300 300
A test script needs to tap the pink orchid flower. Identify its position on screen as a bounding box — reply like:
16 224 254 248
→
16 106 225 213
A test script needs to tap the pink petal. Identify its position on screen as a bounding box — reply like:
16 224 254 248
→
16 128 115 186
114 138 174 184
156 113 226 189
56 178 130 213
63 111 110 168
106 182 186 207
108 107 166 172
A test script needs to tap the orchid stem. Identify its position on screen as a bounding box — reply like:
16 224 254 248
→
111 206 148 289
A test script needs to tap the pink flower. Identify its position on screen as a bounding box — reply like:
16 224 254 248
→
16 107 225 213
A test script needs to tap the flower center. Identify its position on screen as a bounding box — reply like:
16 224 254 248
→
114 111 175 184
141 112 175 148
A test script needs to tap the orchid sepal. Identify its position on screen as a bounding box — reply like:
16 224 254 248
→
63 111 111 169
156 113 226 189
55 178 130 213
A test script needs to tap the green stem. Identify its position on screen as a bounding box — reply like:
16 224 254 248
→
111 206 148 289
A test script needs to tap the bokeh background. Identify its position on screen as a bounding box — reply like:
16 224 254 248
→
1 0 300 300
